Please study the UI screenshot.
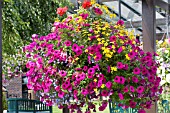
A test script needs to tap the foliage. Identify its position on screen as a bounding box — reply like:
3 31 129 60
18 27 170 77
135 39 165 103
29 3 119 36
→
3 0 72 54
3 92 8 110
24 1 162 113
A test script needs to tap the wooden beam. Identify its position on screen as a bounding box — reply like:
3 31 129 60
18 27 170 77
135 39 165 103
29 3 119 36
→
125 18 166 28
142 1 156 113
155 0 170 14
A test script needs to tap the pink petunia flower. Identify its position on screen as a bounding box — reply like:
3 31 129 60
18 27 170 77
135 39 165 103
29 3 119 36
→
114 76 120 83
128 51 136 59
130 86 135 92
129 101 137 108
88 68 95 75
80 13 89 19
136 86 144 94
59 70 67 77
64 40 72 46
58 90 65 98
118 93 124 100
132 76 138 83
133 67 140 75
117 46 123 54
117 20 124 26
101 90 108 97
110 36 116 42
117 62 124 69
123 87 129 93
106 81 112 89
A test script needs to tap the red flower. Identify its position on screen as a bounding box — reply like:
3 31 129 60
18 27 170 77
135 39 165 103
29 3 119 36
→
82 1 92 9
57 6 68 16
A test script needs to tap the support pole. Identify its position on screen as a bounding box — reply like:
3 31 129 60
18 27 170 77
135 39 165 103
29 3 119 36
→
142 0 156 113
118 0 121 20
0 0 2 113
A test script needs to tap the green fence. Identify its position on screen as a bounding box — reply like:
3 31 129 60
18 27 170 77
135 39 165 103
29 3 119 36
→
7 98 52 113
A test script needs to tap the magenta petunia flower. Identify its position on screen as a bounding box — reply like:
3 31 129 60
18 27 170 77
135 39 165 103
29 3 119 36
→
148 75 155 82
142 67 148 75
88 73 93 79
145 101 152 109
95 53 102 61
151 66 157 74
110 36 116 42
117 62 124 69
64 40 72 46
114 76 120 83
89 36 96 40
55 86 60 92
123 64 129 70
59 70 67 77
106 81 112 89
129 101 137 108
76 48 83 56
58 90 65 98
151 86 158 93
83 66 88 71
117 20 124 26
73 90 78 96
72 43 79 52
101 90 108 97
123 87 128 93
107 66 111 73
120 77 125 84
117 46 123 54
136 86 144 94
128 51 136 59
97 80 103 87
132 76 138 83
88 68 95 75
93 7 103 15
133 67 140 75
81 88 88 96
80 13 89 19
118 93 124 100
130 86 135 92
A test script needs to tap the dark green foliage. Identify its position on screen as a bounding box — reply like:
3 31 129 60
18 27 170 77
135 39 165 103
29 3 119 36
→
3 0 72 54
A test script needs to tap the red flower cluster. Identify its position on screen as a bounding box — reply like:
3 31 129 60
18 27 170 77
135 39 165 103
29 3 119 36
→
56 6 68 16
82 1 92 9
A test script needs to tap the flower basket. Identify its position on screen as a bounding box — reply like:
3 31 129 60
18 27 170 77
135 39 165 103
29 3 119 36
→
24 1 162 113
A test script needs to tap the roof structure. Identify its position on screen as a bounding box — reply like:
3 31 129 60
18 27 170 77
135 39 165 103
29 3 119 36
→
69 0 170 40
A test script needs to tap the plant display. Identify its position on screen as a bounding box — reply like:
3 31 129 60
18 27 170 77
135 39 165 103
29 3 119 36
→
24 1 162 113
156 38 170 113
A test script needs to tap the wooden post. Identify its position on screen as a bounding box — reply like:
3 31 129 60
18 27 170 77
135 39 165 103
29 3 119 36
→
63 106 69 113
142 0 156 113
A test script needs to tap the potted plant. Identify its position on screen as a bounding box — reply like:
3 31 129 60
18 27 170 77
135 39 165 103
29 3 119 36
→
24 1 162 113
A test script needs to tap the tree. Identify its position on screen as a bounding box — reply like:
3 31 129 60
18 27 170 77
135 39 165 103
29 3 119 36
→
3 0 72 54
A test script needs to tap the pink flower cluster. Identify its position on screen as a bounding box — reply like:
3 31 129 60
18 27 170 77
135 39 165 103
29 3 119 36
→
24 7 162 113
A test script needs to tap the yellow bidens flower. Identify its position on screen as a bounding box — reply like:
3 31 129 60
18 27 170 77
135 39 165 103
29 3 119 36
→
125 54 130 60
111 66 117 72
91 0 96 5
101 84 105 88
94 88 98 93
94 79 97 82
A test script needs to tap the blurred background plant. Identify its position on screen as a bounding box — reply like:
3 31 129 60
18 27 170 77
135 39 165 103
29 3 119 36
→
2 0 73 79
